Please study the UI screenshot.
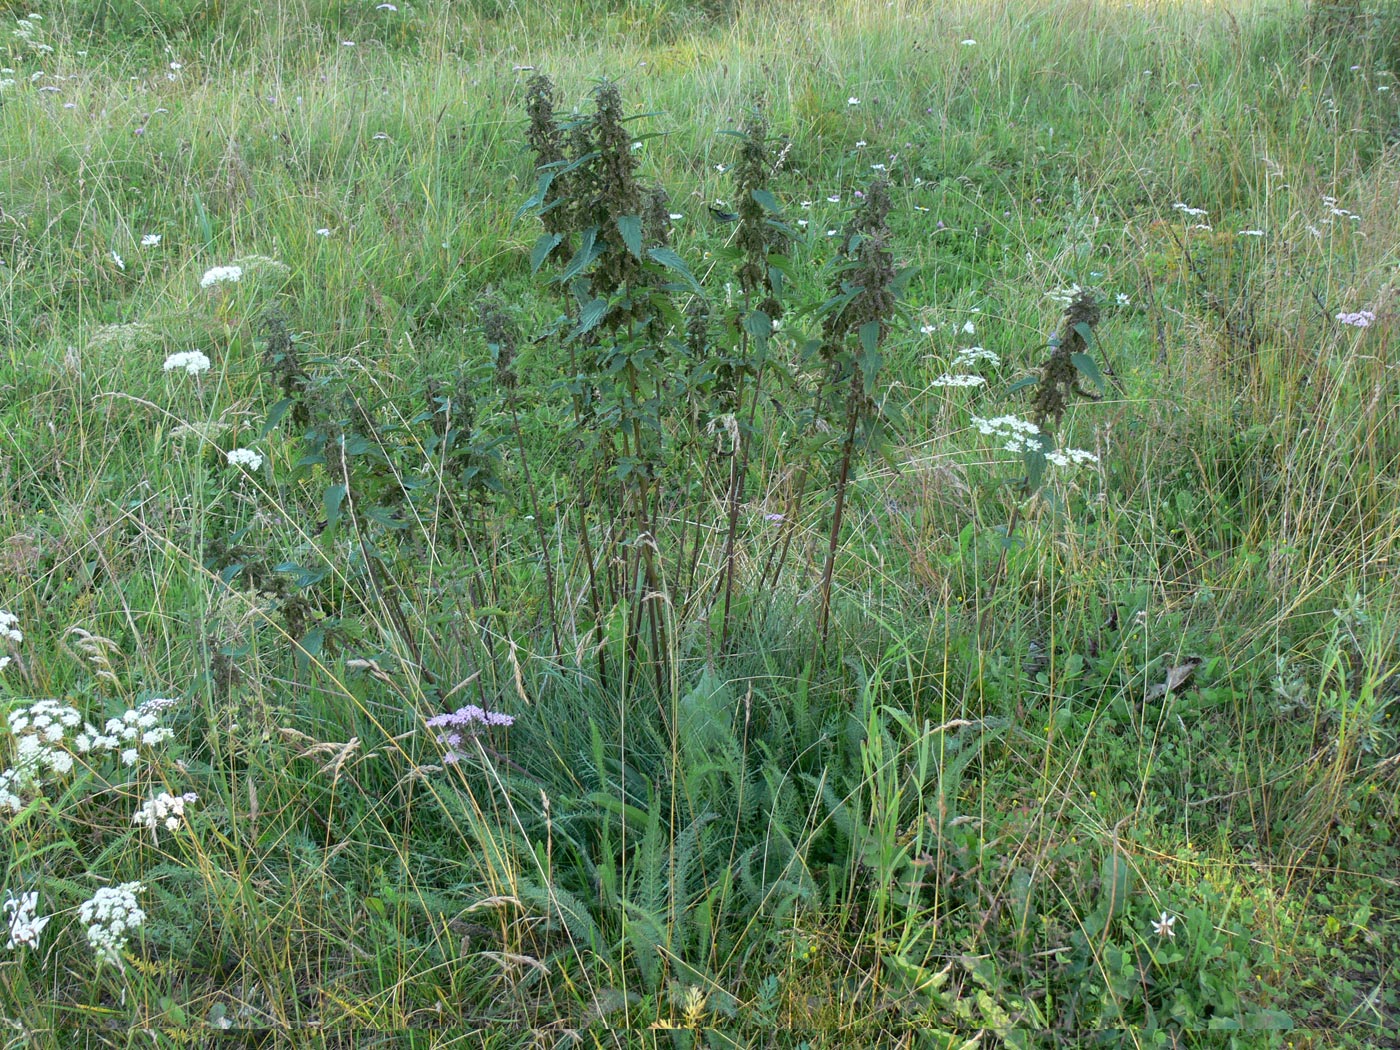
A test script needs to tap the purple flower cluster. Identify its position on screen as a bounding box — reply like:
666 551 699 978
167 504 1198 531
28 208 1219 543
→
425 705 514 764
1336 309 1376 328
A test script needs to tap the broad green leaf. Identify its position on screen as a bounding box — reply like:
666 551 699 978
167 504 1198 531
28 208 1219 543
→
1073 321 1095 347
324 483 347 536
646 246 702 292
750 188 781 213
1071 351 1107 393
530 232 563 274
1006 375 1040 395
615 214 643 259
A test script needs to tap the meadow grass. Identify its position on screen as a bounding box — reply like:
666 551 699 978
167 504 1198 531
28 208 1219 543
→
1 0 1399 1045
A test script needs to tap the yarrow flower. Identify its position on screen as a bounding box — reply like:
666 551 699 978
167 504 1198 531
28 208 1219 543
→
133 791 199 839
163 351 211 376
79 883 146 966
1044 448 1099 468
4 891 49 951
199 265 243 288
0 610 21 645
1172 202 1208 218
971 414 1044 454
425 705 514 764
931 373 986 388
226 448 263 470
953 346 1000 368
1336 309 1375 328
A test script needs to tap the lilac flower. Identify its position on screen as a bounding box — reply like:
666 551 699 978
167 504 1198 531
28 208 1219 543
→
1336 310 1375 328
426 705 514 762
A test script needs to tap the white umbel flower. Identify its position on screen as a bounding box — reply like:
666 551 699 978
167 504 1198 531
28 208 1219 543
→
226 448 263 471
4 891 49 951
163 351 211 376
199 265 243 288
79 882 146 965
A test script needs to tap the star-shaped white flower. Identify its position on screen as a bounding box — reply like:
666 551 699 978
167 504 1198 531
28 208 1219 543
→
1151 912 1176 939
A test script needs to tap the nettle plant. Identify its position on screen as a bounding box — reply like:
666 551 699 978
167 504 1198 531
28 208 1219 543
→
520 77 909 676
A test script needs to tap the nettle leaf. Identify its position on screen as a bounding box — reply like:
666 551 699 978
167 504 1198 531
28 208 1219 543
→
324 483 347 536
1007 375 1040 395
1071 352 1107 393
750 188 781 214
559 226 601 283
1073 321 1095 347
574 297 609 339
646 247 702 292
857 320 882 392
1024 447 1047 492
530 233 563 274
615 214 643 260
743 309 773 342
260 397 297 437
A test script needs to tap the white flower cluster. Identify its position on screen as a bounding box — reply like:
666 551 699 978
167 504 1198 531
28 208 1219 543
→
226 448 263 470
1045 283 1085 307
74 707 174 767
1172 202 1208 218
953 346 1001 369
971 414 1045 454
133 791 199 839
79 882 146 965
4 891 49 951
1336 309 1375 328
0 609 21 645
1 700 82 810
931 373 986 388
163 350 211 376
199 265 243 288
1044 448 1099 468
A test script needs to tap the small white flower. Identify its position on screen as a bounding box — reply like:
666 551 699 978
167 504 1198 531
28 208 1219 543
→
847 97 860 105
342 40 355 47
79 883 145 965
315 227 331 237
961 39 977 46
954 346 1000 368
140 234 161 247
111 250 125 271
200 265 243 288
0 610 21 645
931 373 986 388
961 320 976 335
376 2 398 9
5 891 50 951
827 195 840 203
1115 293 1131 307
163 351 211 376
1172 202 1208 218
1238 229 1264 237
920 324 936 335
372 131 389 141
1151 912 1176 939
226 448 263 471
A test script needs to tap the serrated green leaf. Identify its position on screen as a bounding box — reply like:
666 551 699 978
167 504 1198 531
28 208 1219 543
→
324 484 347 537
1073 321 1095 347
1071 351 1107 393
1006 375 1040 395
559 226 601 283
615 214 643 259
646 246 702 292
575 297 608 338
751 188 781 214
530 232 563 274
